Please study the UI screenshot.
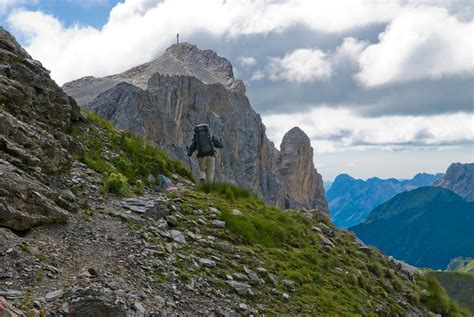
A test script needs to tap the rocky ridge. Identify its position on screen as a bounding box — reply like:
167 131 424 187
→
63 43 328 213
435 162 474 201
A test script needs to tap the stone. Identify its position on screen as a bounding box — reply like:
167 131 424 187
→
59 189 76 202
256 267 267 274
282 279 295 289
233 273 249 281
226 280 252 296
168 230 186 245
0 290 23 300
248 273 260 284
212 220 225 228
198 258 216 268
282 293 290 301
45 289 63 302
238 303 249 311
68 298 126 317
133 302 146 317
268 274 279 286
318 234 335 248
209 207 221 215
214 242 234 253
231 209 243 216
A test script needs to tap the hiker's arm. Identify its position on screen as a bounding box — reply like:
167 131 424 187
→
212 136 224 149
187 140 197 156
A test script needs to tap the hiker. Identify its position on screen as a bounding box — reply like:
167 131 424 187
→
187 124 223 183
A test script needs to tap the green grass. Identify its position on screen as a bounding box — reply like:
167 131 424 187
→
70 109 193 195
175 188 465 316
417 274 469 316
429 271 474 315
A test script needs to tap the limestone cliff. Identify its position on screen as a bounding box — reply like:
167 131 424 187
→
63 43 328 213
435 162 474 201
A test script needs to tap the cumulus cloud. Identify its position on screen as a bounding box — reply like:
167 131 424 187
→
356 6 474 86
262 108 474 153
267 48 331 83
236 56 256 68
5 0 409 84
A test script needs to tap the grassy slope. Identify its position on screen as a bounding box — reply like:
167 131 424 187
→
71 110 192 195
429 271 474 315
71 110 468 316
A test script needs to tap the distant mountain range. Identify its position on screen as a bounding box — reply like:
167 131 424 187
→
327 173 442 228
351 186 474 269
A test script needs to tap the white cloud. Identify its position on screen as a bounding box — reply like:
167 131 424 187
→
250 70 264 81
5 0 472 88
267 48 331 83
262 108 474 153
237 56 256 68
4 0 409 85
356 6 474 86
0 0 35 15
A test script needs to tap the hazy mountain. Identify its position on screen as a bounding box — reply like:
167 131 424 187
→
327 172 442 228
351 187 474 269
435 162 474 201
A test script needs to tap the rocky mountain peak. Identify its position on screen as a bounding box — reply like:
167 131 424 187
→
146 41 246 94
63 42 246 106
435 162 473 201
278 127 328 213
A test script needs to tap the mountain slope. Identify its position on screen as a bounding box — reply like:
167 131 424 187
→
63 43 328 213
0 27 466 316
435 162 474 201
351 187 474 269
327 173 441 228
429 271 474 315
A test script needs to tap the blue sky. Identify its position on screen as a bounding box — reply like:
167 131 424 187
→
1 0 119 29
1 0 472 181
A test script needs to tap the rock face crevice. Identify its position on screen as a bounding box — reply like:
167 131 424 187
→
63 43 328 213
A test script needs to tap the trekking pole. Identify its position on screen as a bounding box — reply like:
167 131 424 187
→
186 146 193 172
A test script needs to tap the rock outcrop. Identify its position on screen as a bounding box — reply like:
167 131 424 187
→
277 127 326 211
0 27 80 230
435 162 473 201
63 43 328 213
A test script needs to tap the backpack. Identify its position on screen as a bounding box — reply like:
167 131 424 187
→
194 124 214 157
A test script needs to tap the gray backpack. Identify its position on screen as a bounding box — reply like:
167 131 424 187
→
194 124 214 157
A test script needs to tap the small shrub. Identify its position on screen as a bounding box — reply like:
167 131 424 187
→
20 242 30 253
367 262 384 278
103 173 130 196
